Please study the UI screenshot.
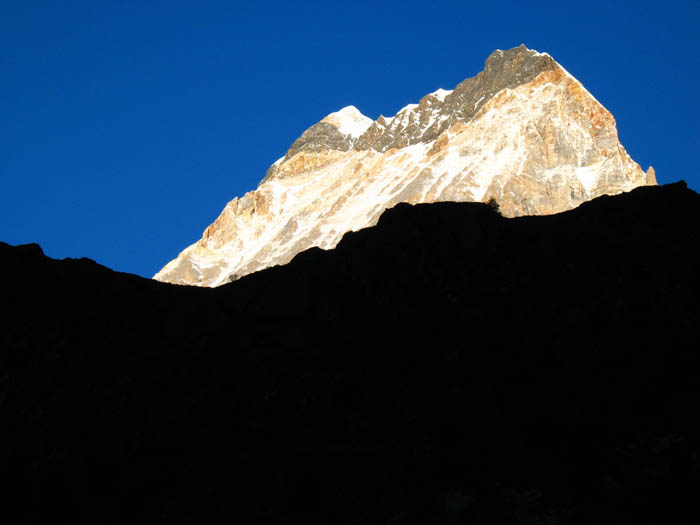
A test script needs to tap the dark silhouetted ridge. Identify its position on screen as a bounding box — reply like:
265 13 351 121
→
1 181 699 524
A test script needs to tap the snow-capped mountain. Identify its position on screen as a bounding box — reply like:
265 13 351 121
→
155 45 656 287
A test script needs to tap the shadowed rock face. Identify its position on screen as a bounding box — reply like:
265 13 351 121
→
155 45 655 287
354 45 556 152
286 122 355 158
2 182 700 524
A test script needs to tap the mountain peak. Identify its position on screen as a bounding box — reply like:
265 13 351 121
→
155 46 654 287
321 105 373 139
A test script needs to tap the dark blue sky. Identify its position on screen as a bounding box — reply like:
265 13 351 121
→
2 1 698 278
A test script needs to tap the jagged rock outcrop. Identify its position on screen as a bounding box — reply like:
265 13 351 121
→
155 44 656 286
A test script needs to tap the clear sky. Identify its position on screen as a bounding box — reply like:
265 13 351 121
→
2 0 698 278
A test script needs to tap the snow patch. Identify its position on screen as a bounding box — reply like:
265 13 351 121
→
397 103 419 114
576 165 602 194
431 88 452 101
322 105 373 138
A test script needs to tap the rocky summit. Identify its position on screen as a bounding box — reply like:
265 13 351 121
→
154 44 656 287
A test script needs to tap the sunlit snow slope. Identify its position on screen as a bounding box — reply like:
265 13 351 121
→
155 45 655 287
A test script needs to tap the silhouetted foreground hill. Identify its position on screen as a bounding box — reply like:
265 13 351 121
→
2 181 700 524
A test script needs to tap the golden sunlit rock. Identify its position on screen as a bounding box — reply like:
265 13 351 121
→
155 46 654 287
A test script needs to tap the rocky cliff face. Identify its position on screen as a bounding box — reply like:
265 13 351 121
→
155 45 656 286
